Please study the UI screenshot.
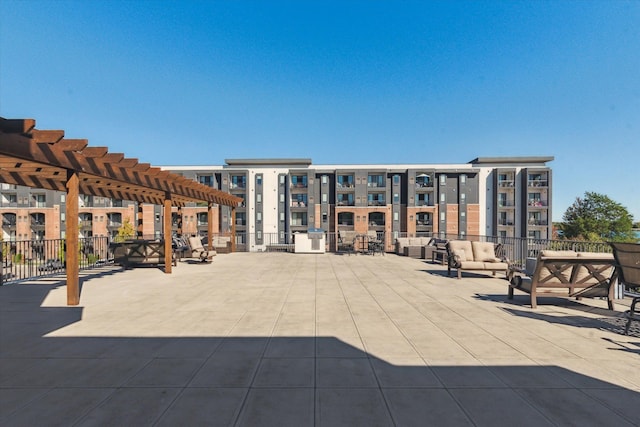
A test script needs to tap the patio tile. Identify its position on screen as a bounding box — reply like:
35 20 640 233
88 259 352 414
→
2 388 113 427
253 358 315 387
383 388 473 426
449 388 555 427
264 337 315 357
516 388 638 426
236 388 314 427
155 388 246 427
316 358 378 387
316 388 393 427
75 387 181 426
370 358 442 388
125 358 204 387
189 355 261 387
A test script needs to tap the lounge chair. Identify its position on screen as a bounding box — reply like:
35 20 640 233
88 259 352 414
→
610 242 640 335
187 236 216 262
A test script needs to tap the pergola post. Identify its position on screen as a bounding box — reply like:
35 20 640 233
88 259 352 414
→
207 202 214 251
230 206 236 253
163 193 172 274
66 169 80 305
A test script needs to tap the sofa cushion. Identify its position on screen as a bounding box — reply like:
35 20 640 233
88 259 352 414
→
482 261 509 270
459 261 486 270
540 250 577 257
576 252 614 259
472 241 498 262
452 249 467 262
447 240 473 261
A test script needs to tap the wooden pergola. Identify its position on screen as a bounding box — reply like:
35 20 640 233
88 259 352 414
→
0 117 242 305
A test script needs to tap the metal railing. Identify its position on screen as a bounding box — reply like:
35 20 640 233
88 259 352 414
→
1 236 113 285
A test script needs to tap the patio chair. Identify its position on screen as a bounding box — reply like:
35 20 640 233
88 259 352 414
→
609 242 640 335
338 230 356 255
187 236 216 262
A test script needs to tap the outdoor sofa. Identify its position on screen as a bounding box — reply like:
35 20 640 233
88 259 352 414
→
395 236 433 258
446 240 509 279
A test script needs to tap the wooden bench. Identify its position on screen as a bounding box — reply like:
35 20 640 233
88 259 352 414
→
508 250 618 309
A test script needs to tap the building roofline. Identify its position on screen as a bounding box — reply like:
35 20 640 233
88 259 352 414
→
469 156 555 165
224 158 312 167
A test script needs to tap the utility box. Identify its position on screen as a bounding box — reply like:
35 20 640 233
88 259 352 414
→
294 228 326 254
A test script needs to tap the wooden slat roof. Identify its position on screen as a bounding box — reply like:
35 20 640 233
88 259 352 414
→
0 118 242 207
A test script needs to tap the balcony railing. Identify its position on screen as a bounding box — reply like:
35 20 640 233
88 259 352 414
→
528 180 548 187
498 180 515 188
368 200 386 206
528 200 547 207
498 201 515 207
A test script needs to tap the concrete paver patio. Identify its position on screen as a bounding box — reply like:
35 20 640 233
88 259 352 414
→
1 253 639 426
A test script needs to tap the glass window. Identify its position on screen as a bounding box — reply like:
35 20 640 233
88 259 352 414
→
393 212 399 221
460 174 466 184
393 193 399 203
256 212 262 223
393 175 400 184
322 193 328 203
440 212 445 221
256 194 262 203
440 175 446 185
256 174 262 185
440 193 445 202
322 175 328 184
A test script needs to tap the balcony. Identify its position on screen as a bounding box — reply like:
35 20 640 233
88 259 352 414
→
498 200 515 208
79 220 93 229
498 220 515 226
229 182 246 190
528 200 548 207
498 180 515 188
528 219 549 226
107 221 122 229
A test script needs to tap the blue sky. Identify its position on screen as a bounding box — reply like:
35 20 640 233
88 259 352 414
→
1 1 638 222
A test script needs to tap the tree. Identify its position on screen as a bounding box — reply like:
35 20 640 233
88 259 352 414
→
560 192 636 242
114 217 136 243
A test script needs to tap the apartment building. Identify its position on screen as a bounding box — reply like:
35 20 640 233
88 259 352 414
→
1 156 553 251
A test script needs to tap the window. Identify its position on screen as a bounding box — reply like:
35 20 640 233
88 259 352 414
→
279 194 285 203
322 175 328 184
440 175 446 185
256 174 263 186
291 212 307 226
279 175 285 185
322 213 328 222
460 174 466 184
280 212 285 221
440 212 445 221
367 174 385 188
440 193 445 203
393 193 399 203
322 193 328 203
393 175 400 184
256 194 262 203
198 175 213 187
460 193 466 203
256 212 262 223
394 212 399 221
